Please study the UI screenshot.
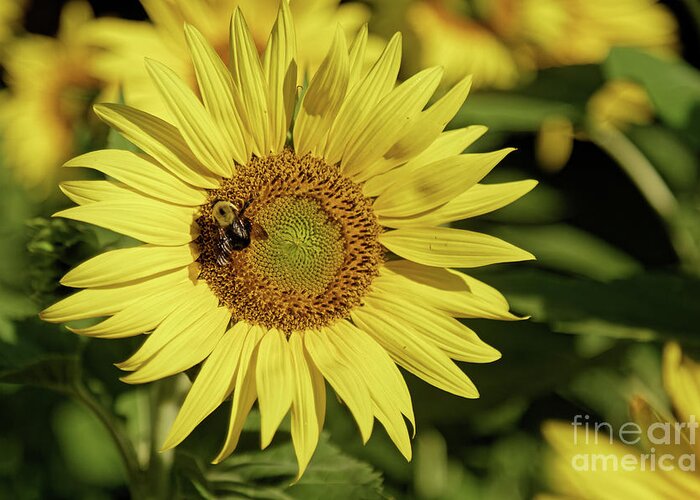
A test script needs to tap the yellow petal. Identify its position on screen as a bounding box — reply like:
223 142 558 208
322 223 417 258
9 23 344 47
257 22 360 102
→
304 328 374 443
293 28 349 157
352 302 479 399
380 227 535 268
333 320 413 428
288 332 322 479
380 180 538 228
116 284 217 370
230 9 270 155
184 24 249 164
256 329 294 449
543 421 700 499
64 149 207 206
362 125 487 197
121 305 230 384
93 103 219 188
139 0 181 41
40 266 196 323
62 244 198 288
145 58 234 177
347 24 368 88
213 323 265 463
663 342 700 428
373 148 513 218
364 294 500 363
364 75 473 178
380 261 518 320
628 395 693 457
68 281 194 338
60 181 140 205
459 272 512 311
262 1 297 153
306 345 326 432
331 321 413 459
324 33 402 165
342 66 444 181
536 115 574 173
53 200 199 246
162 322 252 450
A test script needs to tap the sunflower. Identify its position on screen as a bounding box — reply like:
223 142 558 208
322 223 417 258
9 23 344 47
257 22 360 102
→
41 4 535 476
0 0 24 46
402 0 521 90
384 0 678 91
543 343 700 498
587 80 654 130
0 1 101 190
486 0 679 69
87 0 381 118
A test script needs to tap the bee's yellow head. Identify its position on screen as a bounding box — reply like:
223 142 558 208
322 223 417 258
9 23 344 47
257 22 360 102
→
212 200 238 226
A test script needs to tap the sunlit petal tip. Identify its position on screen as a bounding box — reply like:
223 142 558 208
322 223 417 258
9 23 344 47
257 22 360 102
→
481 346 502 363
37 309 52 322
158 442 175 453
522 249 537 261
464 385 480 399
114 359 137 371
118 372 151 385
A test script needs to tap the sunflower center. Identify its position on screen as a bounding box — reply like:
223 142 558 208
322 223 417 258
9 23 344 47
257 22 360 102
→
251 197 344 294
197 150 383 333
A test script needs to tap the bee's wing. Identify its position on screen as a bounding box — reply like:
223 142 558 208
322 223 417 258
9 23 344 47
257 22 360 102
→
250 223 269 241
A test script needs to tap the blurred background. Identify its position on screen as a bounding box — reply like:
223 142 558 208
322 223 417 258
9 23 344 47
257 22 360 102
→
1 0 699 498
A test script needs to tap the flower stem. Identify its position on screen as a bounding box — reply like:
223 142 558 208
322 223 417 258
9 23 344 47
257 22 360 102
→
589 124 700 273
73 381 148 499
147 377 183 500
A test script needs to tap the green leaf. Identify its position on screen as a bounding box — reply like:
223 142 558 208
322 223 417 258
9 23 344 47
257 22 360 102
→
454 93 579 132
52 401 126 486
0 349 80 394
0 286 38 320
398 319 624 427
174 430 384 500
477 268 700 343
26 217 101 306
287 438 384 500
452 65 603 132
478 224 642 280
626 125 698 192
604 47 700 148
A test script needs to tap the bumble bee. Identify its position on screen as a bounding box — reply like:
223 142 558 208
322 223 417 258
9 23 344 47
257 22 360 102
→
210 199 266 265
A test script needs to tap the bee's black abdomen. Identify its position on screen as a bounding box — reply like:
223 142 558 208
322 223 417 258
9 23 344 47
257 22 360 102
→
228 218 251 250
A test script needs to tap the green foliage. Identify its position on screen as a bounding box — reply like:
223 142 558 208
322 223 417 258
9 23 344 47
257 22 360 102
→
52 401 126 487
0 351 79 393
471 224 641 280
480 268 700 343
604 47 700 148
174 421 384 500
453 65 603 132
26 218 100 306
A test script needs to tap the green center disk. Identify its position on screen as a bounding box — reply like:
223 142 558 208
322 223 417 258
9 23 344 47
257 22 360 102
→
249 196 344 294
